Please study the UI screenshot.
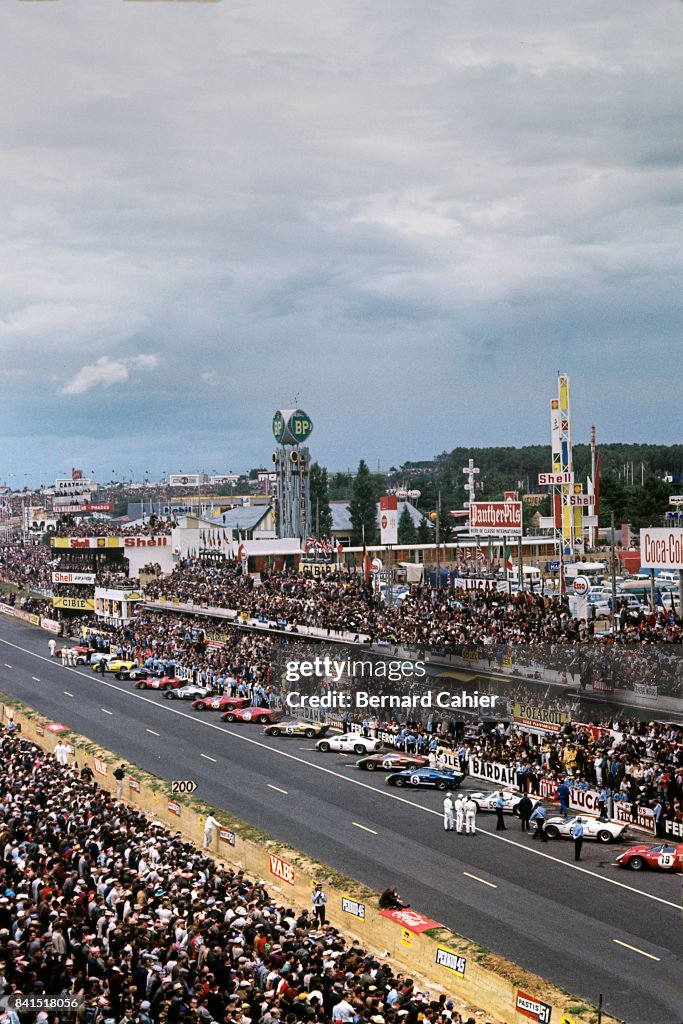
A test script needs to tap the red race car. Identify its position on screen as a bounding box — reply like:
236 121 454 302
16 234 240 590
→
616 842 683 872
191 695 251 712
134 676 183 691
221 706 283 725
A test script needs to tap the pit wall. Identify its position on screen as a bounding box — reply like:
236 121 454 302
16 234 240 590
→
0 691 619 1024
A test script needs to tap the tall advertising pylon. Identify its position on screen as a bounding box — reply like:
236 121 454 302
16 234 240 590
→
549 375 583 553
272 408 313 540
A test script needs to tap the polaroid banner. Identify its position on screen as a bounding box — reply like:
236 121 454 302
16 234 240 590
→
516 990 552 1023
341 896 365 920
435 947 466 978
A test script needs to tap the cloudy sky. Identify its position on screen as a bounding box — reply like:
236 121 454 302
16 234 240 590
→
1 0 681 485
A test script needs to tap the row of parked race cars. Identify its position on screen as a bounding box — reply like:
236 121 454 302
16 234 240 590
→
57 646 683 873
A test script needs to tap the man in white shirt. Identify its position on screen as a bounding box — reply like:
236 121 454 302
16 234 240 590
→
454 794 465 834
464 795 477 834
443 795 454 831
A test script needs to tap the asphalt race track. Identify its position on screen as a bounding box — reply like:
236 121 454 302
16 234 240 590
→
1 616 681 1024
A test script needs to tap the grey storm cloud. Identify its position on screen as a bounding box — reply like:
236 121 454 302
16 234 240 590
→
0 0 681 482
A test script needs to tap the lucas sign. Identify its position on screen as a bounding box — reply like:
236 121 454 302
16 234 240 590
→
469 501 522 536
379 496 398 545
640 528 683 570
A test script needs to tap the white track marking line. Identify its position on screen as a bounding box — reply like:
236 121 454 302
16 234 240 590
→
100 708 113 715
0 635 680 913
463 871 497 889
146 728 160 736
353 822 378 835
32 676 40 682
63 691 74 697
3 663 11 669
201 754 217 763
267 783 288 795
613 939 661 961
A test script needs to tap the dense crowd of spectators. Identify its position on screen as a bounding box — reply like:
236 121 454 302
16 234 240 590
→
0 729 481 1024
145 563 683 648
0 545 55 592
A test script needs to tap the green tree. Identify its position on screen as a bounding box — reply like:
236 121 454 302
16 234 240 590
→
349 459 378 545
417 516 432 543
397 504 417 544
309 462 333 537
626 476 672 529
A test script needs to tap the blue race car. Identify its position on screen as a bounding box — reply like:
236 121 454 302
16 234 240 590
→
386 767 463 790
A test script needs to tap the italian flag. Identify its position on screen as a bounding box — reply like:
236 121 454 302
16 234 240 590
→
504 546 513 571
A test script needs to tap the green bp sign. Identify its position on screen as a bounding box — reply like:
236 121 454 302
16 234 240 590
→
272 408 313 445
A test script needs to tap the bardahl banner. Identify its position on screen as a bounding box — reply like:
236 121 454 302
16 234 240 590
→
469 501 523 536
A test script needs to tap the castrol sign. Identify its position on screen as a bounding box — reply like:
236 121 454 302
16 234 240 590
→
640 528 683 570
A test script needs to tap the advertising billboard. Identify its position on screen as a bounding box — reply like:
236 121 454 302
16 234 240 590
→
469 501 523 536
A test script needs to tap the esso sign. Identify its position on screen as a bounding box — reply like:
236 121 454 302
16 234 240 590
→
573 576 590 596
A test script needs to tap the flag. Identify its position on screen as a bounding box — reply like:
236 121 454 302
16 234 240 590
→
504 546 513 571
362 527 371 583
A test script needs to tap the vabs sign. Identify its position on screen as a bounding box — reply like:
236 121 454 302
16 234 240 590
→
269 854 295 885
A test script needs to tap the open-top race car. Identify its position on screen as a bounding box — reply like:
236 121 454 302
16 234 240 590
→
544 814 627 844
616 842 683 871
386 767 463 790
356 752 427 772
91 656 136 673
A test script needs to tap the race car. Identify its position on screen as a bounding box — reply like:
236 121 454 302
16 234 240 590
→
356 752 427 772
91 656 136 673
616 843 683 871
163 684 213 701
544 814 627 844
134 676 183 691
462 789 540 816
191 695 251 712
220 706 283 724
315 733 384 755
263 720 332 739
386 767 463 790
115 665 166 681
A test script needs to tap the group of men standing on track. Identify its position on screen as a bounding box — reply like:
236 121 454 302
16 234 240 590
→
443 793 478 834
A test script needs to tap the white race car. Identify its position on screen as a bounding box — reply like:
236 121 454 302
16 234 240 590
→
544 815 627 844
465 789 539 816
316 733 383 755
